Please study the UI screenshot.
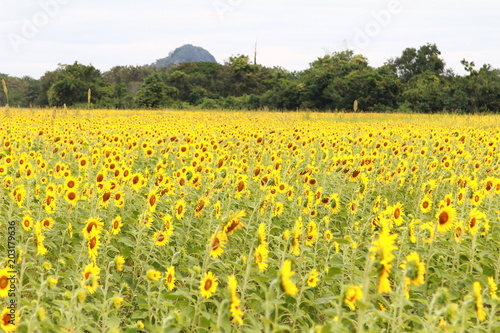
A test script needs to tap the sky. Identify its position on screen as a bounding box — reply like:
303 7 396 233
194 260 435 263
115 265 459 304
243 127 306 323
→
1 0 499 78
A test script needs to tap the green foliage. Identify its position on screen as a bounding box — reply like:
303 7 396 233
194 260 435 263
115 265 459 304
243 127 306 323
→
3 43 500 112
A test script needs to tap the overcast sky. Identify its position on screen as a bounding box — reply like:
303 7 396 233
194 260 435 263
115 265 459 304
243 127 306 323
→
1 0 499 78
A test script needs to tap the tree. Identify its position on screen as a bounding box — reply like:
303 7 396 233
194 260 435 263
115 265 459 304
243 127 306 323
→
391 43 445 82
135 73 178 108
46 62 112 106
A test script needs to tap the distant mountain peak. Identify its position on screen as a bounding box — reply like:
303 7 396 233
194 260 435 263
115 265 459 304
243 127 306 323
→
153 44 217 68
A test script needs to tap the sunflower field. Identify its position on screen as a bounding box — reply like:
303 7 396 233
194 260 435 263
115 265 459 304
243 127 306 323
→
1 109 500 332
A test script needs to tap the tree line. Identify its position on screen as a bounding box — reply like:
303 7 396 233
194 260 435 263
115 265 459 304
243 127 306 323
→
1 43 499 112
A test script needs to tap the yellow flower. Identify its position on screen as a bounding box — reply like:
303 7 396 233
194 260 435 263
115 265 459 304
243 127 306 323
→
112 296 124 309
35 221 48 256
307 268 319 288
87 233 101 260
0 307 19 333
305 220 318 246
344 285 363 311
147 269 162 281
420 195 432 213
435 205 456 233
115 255 125 272
467 208 487 236
280 260 298 296
325 230 333 243
174 199 186 220
152 230 170 246
473 281 487 322
400 252 425 287
488 277 498 299
21 214 33 231
209 231 227 258
82 217 104 239
257 223 267 245
110 216 123 235
200 271 218 298
165 266 176 291
47 276 58 289
290 218 303 256
370 226 397 294
254 243 269 272
224 210 246 234
82 263 100 294
228 275 244 325
0 268 12 298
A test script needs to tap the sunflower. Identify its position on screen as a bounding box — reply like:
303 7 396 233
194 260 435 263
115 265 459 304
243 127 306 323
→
115 255 125 272
146 190 158 212
273 202 284 217
21 214 33 231
209 231 227 258
112 296 124 309
325 230 333 243
435 205 456 233
390 202 404 226
164 266 176 291
152 230 170 246
420 196 432 213
224 210 246 234
64 189 79 205
0 268 12 298
488 276 498 299
421 222 435 244
454 223 464 243
470 191 485 207
110 216 123 235
41 217 55 230
82 217 104 239
370 227 397 294
11 185 26 208
344 285 363 311
347 200 358 215
87 233 101 261
194 197 208 217
147 269 162 281
63 176 79 191
114 190 125 208
290 218 303 256
213 201 222 220
228 275 244 325
0 307 19 333
467 208 486 236
174 199 186 220
280 260 298 296
82 263 101 294
138 212 153 227
307 268 319 288
305 220 318 246
200 271 218 298
35 222 48 256
372 195 382 213
456 187 467 205
473 281 487 322
257 223 267 245
254 243 269 272
401 252 425 287
163 214 174 233
99 190 112 208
